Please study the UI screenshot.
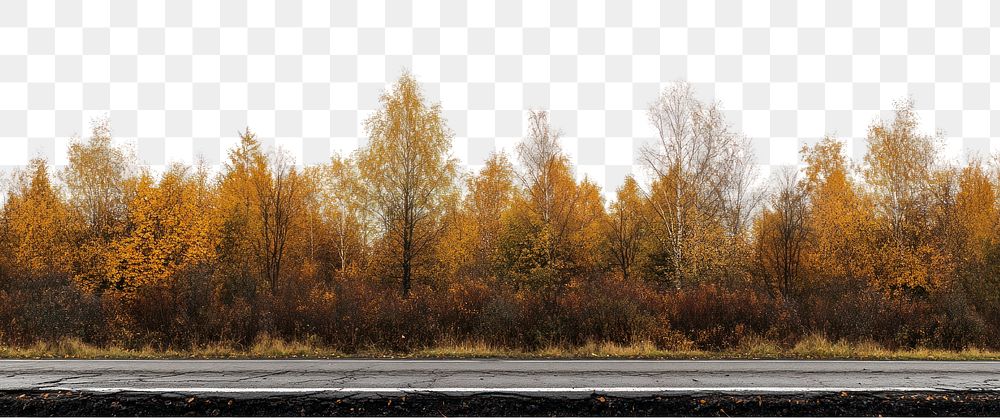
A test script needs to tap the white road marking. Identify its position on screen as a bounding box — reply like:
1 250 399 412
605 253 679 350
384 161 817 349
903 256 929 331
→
0 357 1000 365
40 386 947 394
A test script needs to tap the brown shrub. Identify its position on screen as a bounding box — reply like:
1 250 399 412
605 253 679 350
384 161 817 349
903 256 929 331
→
555 276 672 347
665 284 798 350
0 273 104 346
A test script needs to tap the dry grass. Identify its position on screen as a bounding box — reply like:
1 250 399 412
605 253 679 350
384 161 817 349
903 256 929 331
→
411 341 524 358
2 335 1000 360
243 335 344 358
400 336 1000 360
413 339 704 359
0 335 346 359
775 333 1000 360
415 340 523 358
731 335 784 358
0 338 160 359
533 340 698 359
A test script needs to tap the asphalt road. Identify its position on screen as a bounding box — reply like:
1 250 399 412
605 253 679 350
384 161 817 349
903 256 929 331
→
1 359 999 397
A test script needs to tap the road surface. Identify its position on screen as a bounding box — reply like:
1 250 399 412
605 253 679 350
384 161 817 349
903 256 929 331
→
1 359 999 396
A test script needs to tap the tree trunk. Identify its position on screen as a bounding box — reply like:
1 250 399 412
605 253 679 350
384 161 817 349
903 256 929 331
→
401 255 411 297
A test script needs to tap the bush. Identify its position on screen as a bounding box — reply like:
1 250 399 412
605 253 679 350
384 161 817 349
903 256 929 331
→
665 284 797 350
556 276 672 347
0 273 104 346
4 269 1000 354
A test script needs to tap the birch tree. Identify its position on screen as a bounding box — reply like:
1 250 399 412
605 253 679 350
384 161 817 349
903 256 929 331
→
641 82 760 287
357 72 458 296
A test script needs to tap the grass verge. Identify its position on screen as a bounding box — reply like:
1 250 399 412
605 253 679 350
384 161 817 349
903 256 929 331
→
1 334 999 360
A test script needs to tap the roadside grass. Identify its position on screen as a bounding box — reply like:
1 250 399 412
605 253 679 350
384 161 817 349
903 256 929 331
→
2 334 999 360
0 335 348 360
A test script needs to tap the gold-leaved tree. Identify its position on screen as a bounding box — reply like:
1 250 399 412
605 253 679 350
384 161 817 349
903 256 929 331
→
103 165 219 295
217 129 312 297
357 72 459 296
499 110 606 290
1 158 76 278
863 99 947 293
61 119 135 293
641 83 760 288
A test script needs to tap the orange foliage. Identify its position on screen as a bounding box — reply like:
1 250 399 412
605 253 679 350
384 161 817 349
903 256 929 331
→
1 159 76 276
3 76 1000 352
103 166 219 295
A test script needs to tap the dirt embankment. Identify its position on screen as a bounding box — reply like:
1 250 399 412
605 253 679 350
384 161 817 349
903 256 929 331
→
3 390 1000 416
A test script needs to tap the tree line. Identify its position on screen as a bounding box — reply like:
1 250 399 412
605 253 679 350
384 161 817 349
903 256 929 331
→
2 73 999 351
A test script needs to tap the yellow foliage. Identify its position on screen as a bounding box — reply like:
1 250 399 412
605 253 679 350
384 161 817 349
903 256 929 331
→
357 72 459 295
799 137 878 285
216 129 314 294
752 170 807 297
645 166 732 286
0 159 76 276
449 153 518 279
500 119 607 289
61 118 133 240
953 162 997 263
103 165 219 295
862 101 947 292
309 155 369 279
604 176 647 281
641 83 760 288
60 119 136 292
216 129 270 293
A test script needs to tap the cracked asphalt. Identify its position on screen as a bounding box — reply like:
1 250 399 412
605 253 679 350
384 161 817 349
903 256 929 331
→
3 361 1000 415
1 359 999 396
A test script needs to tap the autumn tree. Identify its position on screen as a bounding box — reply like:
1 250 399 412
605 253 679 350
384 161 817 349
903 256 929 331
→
927 166 961 262
103 165 219 295
719 135 764 238
309 155 369 280
357 72 458 296
955 160 1000 327
516 110 564 228
864 99 938 246
439 152 517 280
863 99 946 292
61 119 136 292
217 130 311 295
604 176 646 281
641 83 758 287
952 162 997 264
500 110 607 289
62 119 132 240
217 130 269 298
0 158 75 277
799 137 876 285
466 153 517 277
565 179 607 276
254 152 311 292
754 169 808 298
